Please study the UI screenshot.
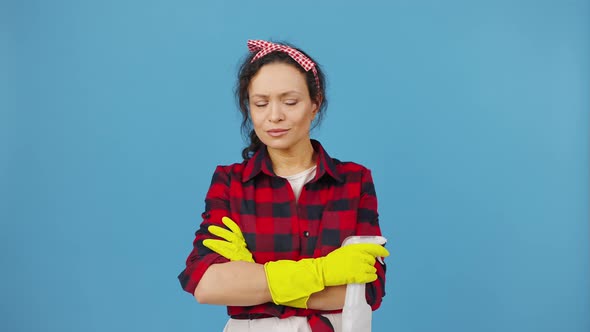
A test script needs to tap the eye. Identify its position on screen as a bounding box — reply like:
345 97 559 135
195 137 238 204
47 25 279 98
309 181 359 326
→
284 100 298 106
254 102 268 108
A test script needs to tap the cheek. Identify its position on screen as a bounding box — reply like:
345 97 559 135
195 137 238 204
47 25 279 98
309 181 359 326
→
249 110 263 126
249 112 267 136
295 110 315 127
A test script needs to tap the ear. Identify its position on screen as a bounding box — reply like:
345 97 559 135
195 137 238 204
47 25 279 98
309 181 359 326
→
311 94 322 119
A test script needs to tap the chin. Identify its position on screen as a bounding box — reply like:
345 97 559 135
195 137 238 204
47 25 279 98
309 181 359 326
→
258 131 310 151
263 140 293 151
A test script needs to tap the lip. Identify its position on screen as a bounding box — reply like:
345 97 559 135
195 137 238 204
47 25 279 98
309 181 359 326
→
267 129 289 137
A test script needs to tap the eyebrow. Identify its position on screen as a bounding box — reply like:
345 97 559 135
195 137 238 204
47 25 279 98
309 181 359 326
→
251 90 302 98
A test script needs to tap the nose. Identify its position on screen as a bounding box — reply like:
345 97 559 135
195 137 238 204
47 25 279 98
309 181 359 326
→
268 101 284 123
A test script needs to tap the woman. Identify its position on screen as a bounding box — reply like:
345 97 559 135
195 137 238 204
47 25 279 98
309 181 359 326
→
178 39 389 332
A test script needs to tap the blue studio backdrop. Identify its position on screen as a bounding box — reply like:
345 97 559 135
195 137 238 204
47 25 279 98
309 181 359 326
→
1 1 588 331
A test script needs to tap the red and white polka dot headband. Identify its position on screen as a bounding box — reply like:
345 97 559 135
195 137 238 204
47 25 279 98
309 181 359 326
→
247 39 320 90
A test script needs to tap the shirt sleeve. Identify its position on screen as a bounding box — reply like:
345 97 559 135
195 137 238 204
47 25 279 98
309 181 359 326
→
177 166 232 295
356 168 387 310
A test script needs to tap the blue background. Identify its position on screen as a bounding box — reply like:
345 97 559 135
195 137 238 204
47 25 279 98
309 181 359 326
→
1 0 588 331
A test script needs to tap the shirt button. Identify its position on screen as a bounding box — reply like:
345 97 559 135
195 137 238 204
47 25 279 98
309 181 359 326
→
303 231 310 237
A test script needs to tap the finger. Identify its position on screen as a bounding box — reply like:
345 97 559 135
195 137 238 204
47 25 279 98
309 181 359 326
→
361 273 378 284
222 217 245 238
202 239 235 258
203 238 233 253
350 251 376 265
352 271 378 284
208 225 238 243
363 265 377 275
237 251 255 263
351 243 390 258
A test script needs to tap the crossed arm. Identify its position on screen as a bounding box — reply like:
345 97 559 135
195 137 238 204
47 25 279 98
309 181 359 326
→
195 261 347 310
194 216 349 310
183 167 387 311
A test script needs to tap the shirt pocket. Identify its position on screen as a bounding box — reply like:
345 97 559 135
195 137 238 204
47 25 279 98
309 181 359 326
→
317 210 357 256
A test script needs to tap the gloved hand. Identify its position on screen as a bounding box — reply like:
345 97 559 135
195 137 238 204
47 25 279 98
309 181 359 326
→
264 243 389 308
202 216 254 263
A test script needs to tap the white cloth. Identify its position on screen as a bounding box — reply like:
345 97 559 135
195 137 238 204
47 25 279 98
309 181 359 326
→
223 313 343 332
281 166 317 201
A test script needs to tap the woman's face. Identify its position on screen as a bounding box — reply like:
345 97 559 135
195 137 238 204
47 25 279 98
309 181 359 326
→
248 62 319 154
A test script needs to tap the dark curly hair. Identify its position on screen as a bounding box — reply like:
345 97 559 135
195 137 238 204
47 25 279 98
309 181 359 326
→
235 41 328 160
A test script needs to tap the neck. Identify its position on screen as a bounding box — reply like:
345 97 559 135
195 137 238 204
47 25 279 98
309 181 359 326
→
268 139 316 177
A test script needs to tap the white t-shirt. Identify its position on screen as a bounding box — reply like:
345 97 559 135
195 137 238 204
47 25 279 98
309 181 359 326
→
224 313 343 331
280 165 317 201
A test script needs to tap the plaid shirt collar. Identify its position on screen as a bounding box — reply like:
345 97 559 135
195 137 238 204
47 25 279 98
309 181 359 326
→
242 139 344 183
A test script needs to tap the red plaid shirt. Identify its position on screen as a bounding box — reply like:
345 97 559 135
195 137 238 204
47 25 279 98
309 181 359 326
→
178 140 387 331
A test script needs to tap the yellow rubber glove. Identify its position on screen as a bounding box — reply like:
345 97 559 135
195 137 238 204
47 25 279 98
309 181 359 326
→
202 216 254 263
264 243 389 308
